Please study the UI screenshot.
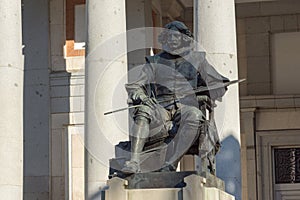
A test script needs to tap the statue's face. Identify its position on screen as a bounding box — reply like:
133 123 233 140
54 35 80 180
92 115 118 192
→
166 31 182 50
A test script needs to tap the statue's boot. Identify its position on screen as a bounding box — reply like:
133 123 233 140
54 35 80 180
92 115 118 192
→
122 117 149 174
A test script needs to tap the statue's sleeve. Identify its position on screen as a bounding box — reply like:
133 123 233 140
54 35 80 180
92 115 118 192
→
197 52 230 101
125 56 155 101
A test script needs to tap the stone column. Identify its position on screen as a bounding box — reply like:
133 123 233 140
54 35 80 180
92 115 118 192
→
126 0 153 71
0 0 23 199
85 0 128 198
194 1 241 200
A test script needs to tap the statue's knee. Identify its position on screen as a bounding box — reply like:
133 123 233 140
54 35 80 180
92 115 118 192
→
134 105 152 123
135 116 150 124
185 108 203 122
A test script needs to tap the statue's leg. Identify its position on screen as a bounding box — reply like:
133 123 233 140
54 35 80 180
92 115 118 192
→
122 104 170 173
122 116 150 174
164 105 204 170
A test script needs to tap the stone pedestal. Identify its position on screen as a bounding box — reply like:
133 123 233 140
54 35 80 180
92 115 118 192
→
103 174 234 200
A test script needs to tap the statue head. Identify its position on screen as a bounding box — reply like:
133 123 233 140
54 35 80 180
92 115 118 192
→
158 21 193 53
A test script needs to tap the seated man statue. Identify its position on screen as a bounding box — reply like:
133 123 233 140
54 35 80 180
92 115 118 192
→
122 21 229 174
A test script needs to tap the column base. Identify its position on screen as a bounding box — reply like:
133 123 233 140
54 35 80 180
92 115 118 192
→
103 173 234 200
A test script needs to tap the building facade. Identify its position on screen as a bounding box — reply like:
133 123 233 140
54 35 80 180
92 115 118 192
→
0 0 299 200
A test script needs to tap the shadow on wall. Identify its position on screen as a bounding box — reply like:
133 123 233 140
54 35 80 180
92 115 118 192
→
216 134 241 200
23 0 71 199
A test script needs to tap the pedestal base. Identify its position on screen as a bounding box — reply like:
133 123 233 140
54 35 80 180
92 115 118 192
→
103 174 234 200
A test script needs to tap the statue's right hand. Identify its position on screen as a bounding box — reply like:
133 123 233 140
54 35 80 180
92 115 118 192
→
142 97 157 109
131 93 157 108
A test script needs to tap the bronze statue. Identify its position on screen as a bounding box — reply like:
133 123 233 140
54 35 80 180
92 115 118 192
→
120 21 229 174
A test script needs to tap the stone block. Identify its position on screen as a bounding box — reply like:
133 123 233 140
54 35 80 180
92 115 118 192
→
51 55 66 71
69 112 84 124
247 82 271 95
50 24 65 56
246 148 255 161
50 0 64 25
246 17 270 34
256 98 275 108
24 85 49 109
246 173 257 200
270 16 284 32
105 178 128 200
66 56 85 72
51 176 65 200
129 188 181 200
51 97 70 113
255 110 300 130
295 97 300 107
236 19 246 35
236 3 260 18
51 131 63 176
0 138 22 185
219 189 235 200
70 74 85 85
70 96 83 112
72 168 84 200
72 134 84 168
245 130 255 147
275 97 295 108
298 14 300 30
24 88 50 136
51 113 69 129
24 176 49 193
256 111 278 130
23 9 49 70
125 171 197 189
247 56 270 83
24 193 49 200
104 174 234 200
239 85 248 97
246 34 269 57
180 155 196 171
70 84 84 97
24 109 50 176
284 15 298 31
24 69 49 86
206 188 220 199
51 85 69 98
260 0 300 16
237 35 247 58
50 72 70 86
200 172 225 191
240 99 256 108
0 186 22 200
183 174 206 200
110 143 167 174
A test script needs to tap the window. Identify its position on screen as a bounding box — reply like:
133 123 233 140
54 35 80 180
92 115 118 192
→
274 148 300 184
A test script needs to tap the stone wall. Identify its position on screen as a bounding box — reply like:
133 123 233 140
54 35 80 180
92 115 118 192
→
237 1 300 200
236 0 300 96
49 0 85 198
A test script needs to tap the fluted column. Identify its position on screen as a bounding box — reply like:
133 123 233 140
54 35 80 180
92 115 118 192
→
194 1 241 199
85 0 128 198
0 0 23 199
